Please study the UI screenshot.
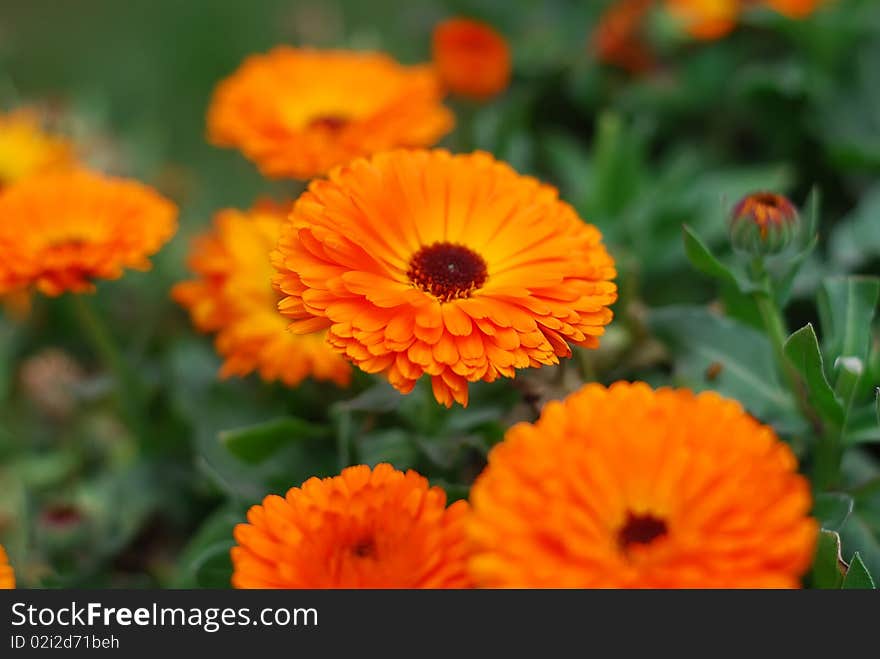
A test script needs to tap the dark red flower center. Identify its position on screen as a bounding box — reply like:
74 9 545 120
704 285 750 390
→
308 115 348 132
751 192 784 209
351 537 377 559
618 511 667 550
407 242 488 302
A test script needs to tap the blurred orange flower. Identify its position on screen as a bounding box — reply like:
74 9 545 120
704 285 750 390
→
173 203 350 388
469 382 817 588
665 0 741 40
765 0 823 18
0 109 74 189
272 149 617 407
207 47 453 180
592 0 655 73
231 463 472 588
432 18 511 99
0 169 177 296
0 545 14 589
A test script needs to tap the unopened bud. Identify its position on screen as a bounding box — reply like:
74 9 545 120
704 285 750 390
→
729 192 800 255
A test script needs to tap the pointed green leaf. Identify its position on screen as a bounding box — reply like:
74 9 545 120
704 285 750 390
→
811 529 845 589
219 417 330 464
817 276 880 365
875 387 879 426
682 224 738 286
842 553 876 589
649 306 795 420
813 493 854 532
784 324 845 426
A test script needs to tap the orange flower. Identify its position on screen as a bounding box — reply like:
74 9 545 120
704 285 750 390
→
173 203 350 387
0 169 177 296
0 545 14 589
0 109 74 189
272 149 617 407
232 463 472 588
207 47 453 180
765 0 822 18
432 18 511 99
469 382 817 588
665 0 740 40
592 0 656 73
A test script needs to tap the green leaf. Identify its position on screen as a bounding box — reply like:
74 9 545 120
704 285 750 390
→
817 276 880 365
219 417 330 464
813 493 854 532
839 511 880 583
842 553 877 589
830 184 880 269
682 224 739 286
649 306 796 421
172 506 242 588
357 429 419 470
811 529 845 589
876 387 880 426
783 324 845 426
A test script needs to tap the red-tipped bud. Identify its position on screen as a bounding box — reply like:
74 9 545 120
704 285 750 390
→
729 192 800 255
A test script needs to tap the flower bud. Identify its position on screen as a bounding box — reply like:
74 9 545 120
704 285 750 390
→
729 192 800 255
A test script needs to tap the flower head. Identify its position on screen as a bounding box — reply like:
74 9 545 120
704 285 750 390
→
173 203 350 387
729 191 800 255
0 109 74 189
592 0 656 73
231 463 472 588
468 382 817 588
0 169 177 296
432 18 511 99
665 0 740 40
0 545 14 589
207 47 453 180
765 0 823 18
272 149 617 407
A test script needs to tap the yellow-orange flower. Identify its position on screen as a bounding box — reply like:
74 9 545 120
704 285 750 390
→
272 149 617 407
173 204 350 387
469 382 817 588
432 18 511 99
665 0 740 40
231 463 472 588
765 0 822 18
592 0 656 73
0 545 14 589
0 109 74 189
0 169 177 296
207 47 453 180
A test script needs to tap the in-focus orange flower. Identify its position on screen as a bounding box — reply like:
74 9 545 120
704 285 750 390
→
665 0 740 40
207 47 453 180
232 463 472 588
0 109 74 189
272 149 617 407
0 545 14 589
432 18 511 99
0 169 177 296
592 0 656 73
469 382 817 588
765 0 822 18
173 203 350 387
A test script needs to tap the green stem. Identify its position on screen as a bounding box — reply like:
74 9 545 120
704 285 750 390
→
71 294 145 438
749 259 838 488
456 100 478 152
751 260 801 401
